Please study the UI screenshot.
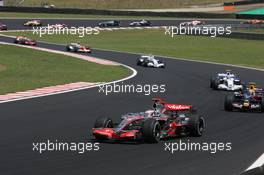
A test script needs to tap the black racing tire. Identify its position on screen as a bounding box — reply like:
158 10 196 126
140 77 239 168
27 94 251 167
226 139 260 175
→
136 59 142 66
14 40 18 44
162 62 166 69
74 48 78 52
142 118 161 143
212 79 219 90
224 95 234 111
94 117 114 128
261 98 264 113
66 46 71 52
143 61 148 67
189 115 205 137
210 77 215 88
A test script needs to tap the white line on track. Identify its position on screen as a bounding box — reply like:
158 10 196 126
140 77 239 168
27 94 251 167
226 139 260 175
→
246 153 264 171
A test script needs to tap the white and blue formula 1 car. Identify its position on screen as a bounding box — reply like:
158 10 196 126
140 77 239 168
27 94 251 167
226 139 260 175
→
210 70 243 91
137 55 165 68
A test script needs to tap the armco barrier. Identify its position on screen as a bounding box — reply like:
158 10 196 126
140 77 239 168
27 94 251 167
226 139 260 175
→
224 0 264 6
236 14 264 20
0 6 235 19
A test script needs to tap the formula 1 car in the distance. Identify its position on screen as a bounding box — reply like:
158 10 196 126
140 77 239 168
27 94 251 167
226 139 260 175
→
66 43 91 53
210 70 243 91
47 24 67 29
24 20 42 27
224 82 264 112
14 36 37 46
92 98 205 143
180 20 205 26
129 20 151 26
137 55 165 68
98 20 120 27
0 23 7 30
241 19 264 25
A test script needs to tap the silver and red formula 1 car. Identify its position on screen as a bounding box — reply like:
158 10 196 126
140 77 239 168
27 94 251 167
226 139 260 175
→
14 36 37 46
0 23 7 30
66 43 91 53
92 98 205 143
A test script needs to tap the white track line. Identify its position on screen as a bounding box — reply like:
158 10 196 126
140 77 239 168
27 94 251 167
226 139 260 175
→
246 153 264 171
0 41 137 104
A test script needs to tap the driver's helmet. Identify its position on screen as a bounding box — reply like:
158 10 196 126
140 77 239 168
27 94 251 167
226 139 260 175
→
152 108 161 117
226 71 232 79
248 84 256 95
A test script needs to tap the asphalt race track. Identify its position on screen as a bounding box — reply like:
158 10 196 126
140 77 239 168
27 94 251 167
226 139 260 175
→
0 19 263 175
0 18 242 30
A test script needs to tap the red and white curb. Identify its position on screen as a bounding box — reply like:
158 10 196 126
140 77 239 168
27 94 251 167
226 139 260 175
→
0 82 97 103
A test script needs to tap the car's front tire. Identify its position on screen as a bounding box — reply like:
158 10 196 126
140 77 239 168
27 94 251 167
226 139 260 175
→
224 95 234 111
142 118 161 143
66 46 71 52
210 77 215 88
136 59 142 66
212 79 219 90
94 117 114 128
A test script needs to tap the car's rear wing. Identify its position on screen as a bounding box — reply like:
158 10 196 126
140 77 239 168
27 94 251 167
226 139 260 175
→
164 104 192 111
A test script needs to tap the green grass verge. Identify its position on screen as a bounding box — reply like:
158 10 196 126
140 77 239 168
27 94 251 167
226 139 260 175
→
5 0 238 9
0 12 179 19
4 29 264 69
0 44 130 95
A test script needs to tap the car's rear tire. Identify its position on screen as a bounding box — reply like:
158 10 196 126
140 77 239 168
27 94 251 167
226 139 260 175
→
224 95 234 111
94 117 114 128
142 118 161 143
143 61 148 67
162 63 166 68
189 115 205 137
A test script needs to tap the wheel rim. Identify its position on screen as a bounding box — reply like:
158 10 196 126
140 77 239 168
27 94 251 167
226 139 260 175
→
105 120 112 128
198 119 204 134
153 124 161 140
